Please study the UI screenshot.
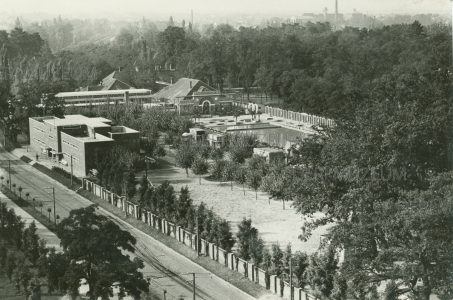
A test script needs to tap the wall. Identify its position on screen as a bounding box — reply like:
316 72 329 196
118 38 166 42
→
29 118 48 154
109 130 140 152
264 106 335 127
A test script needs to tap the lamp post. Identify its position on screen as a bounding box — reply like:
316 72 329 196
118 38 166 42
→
45 187 56 226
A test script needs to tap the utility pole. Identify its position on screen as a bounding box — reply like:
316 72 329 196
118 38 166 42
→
70 155 73 187
192 273 196 300
8 160 11 190
196 217 199 257
52 187 56 226
124 181 127 217
45 187 56 226
290 256 293 300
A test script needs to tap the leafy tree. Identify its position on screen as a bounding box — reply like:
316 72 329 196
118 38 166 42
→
222 161 236 190
22 221 40 265
249 235 265 265
262 247 272 270
216 219 235 252
234 166 247 195
176 145 195 177
138 174 149 207
5 253 16 282
0 246 7 273
271 243 284 274
236 218 259 261
246 169 262 200
191 156 209 184
57 205 149 300
293 251 309 288
305 247 339 299
124 170 137 200
210 159 226 182
27 277 42 300
176 186 193 227
37 247 70 294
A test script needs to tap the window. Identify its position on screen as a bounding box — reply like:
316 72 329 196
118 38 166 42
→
33 137 44 144
33 126 44 133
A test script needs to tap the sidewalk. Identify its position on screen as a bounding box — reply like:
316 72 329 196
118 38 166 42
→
11 146 79 178
0 190 62 252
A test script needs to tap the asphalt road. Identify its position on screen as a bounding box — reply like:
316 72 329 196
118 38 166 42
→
0 146 256 300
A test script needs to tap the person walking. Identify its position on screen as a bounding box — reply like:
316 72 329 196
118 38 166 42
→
36 153 39 161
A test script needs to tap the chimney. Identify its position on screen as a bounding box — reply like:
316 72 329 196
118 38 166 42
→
171 77 173 85
118 66 122 72
335 0 338 23
190 81 192 89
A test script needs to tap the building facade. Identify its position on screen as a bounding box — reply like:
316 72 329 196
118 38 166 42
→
29 115 139 176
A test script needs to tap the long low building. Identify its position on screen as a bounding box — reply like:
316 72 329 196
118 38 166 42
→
29 115 139 176
55 89 153 107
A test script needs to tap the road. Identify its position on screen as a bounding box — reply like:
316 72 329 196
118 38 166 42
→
0 146 256 300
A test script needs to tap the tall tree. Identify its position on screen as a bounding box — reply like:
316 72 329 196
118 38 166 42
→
57 205 149 300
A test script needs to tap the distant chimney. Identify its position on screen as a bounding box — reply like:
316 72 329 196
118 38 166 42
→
190 81 192 89
118 67 122 72
335 0 338 23
171 77 173 85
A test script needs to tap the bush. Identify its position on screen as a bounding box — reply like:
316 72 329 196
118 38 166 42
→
51 166 82 185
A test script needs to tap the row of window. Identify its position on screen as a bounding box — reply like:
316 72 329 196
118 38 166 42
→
62 139 79 149
33 126 44 133
33 137 44 144
61 94 151 100
64 98 150 104
63 152 79 164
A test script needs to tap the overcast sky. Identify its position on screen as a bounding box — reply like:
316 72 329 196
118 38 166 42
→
3 0 452 18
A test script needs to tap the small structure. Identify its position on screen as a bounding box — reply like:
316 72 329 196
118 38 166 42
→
253 147 285 163
189 128 205 142
207 133 225 148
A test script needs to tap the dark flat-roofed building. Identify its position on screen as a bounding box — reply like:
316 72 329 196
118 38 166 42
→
29 115 139 176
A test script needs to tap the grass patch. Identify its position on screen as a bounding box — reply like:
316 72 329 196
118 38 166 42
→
20 155 33 164
0 186 57 234
32 163 81 191
78 189 272 299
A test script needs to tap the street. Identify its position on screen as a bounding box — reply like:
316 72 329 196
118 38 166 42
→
0 146 256 300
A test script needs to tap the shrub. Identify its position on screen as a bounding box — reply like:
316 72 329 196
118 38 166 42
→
51 166 82 185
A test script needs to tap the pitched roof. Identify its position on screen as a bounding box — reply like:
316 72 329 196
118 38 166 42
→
153 78 216 100
100 71 133 90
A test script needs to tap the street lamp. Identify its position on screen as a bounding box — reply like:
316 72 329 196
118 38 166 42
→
45 187 56 226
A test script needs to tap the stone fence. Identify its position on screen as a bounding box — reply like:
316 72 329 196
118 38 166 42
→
82 178 318 300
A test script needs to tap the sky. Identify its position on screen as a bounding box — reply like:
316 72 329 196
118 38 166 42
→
2 0 451 18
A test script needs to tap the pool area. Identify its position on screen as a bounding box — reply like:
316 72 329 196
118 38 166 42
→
206 122 309 147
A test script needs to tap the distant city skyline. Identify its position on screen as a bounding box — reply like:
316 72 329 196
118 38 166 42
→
4 0 452 20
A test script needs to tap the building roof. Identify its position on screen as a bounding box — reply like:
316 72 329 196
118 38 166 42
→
254 147 285 153
100 71 134 90
153 78 217 100
42 115 111 128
